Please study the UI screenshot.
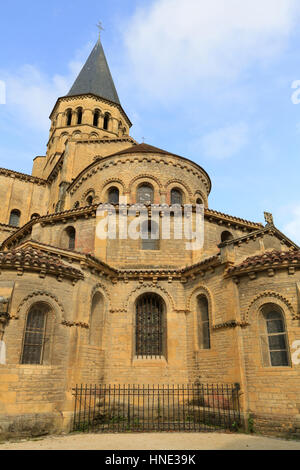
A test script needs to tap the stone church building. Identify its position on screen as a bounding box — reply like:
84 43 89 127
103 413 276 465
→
0 37 299 439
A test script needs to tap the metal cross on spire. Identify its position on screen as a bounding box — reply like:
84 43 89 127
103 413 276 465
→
96 21 104 40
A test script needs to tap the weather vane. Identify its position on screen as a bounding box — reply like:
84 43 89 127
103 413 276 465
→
96 21 104 40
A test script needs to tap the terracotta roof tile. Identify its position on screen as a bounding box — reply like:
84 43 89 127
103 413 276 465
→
0 247 83 279
227 250 300 275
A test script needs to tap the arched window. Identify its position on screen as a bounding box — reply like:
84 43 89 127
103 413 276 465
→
66 109 72 126
141 219 159 251
171 188 183 205
89 292 104 347
21 303 48 364
86 195 94 206
135 293 166 358
77 108 83 125
61 226 76 250
259 304 290 367
196 197 203 205
137 184 154 205
108 187 120 205
9 209 21 227
103 113 110 130
197 296 211 350
93 110 100 127
31 213 40 220
221 231 234 243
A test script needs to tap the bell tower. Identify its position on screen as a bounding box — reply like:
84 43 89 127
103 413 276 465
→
37 34 133 181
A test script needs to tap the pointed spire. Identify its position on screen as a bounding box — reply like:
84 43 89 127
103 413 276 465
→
67 37 121 105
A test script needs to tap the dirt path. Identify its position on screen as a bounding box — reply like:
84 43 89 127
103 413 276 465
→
0 432 299 450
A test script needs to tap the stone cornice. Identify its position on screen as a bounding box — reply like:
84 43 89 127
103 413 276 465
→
218 225 299 250
0 168 47 186
206 209 263 231
67 152 212 195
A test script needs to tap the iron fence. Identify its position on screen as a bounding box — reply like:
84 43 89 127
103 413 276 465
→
72 383 242 433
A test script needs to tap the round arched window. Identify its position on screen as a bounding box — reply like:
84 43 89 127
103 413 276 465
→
137 184 154 205
135 293 166 358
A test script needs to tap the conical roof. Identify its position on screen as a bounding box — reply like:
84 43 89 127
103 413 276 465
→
67 39 121 105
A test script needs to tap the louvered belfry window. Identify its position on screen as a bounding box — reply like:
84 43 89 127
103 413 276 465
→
21 304 48 365
136 294 165 358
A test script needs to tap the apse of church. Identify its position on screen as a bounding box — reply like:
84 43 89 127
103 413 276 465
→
0 35 299 440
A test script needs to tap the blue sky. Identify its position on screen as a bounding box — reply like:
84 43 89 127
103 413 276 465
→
0 0 300 243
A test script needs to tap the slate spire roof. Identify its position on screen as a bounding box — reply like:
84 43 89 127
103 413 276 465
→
67 38 121 105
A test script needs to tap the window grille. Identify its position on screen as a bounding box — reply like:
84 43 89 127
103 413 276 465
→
108 188 119 204
21 305 47 364
136 294 165 358
259 306 289 367
137 185 154 205
171 189 183 205
9 210 21 227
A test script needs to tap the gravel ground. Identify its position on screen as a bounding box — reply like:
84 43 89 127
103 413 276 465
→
0 432 299 450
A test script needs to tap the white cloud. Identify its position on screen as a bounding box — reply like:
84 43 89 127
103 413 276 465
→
283 205 300 244
0 42 92 132
124 0 300 100
201 122 248 159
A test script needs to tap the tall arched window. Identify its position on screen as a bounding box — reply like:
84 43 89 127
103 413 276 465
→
21 303 48 364
137 184 154 205
197 296 211 350
9 209 21 227
66 109 72 126
171 188 183 205
259 304 290 367
89 293 104 347
103 113 110 130
77 108 83 125
135 294 166 358
141 219 159 251
108 187 120 205
93 110 100 127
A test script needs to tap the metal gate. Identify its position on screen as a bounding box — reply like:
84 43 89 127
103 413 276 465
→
72 383 242 433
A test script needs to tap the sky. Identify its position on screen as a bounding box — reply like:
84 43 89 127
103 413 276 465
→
0 0 300 244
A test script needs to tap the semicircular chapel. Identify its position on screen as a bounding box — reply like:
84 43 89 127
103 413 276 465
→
0 35 299 439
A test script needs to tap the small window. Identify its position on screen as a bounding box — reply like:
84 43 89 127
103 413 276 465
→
137 184 154 205
196 198 203 205
86 195 94 206
171 188 183 205
221 231 234 243
108 187 120 205
63 226 76 250
77 108 83 125
9 209 21 227
31 213 40 220
21 304 48 365
103 113 110 130
93 110 100 127
73 201 80 209
197 296 211 350
259 305 290 367
141 219 159 251
66 110 72 126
